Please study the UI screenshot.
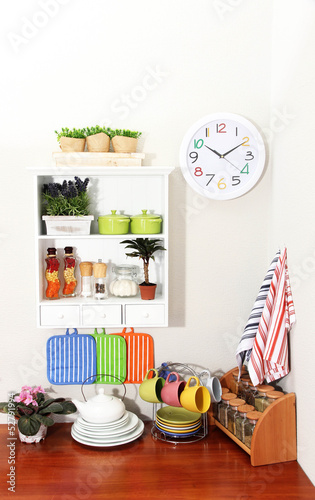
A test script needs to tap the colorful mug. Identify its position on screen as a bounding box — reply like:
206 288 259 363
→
180 376 211 413
161 372 186 407
139 369 165 403
199 370 222 403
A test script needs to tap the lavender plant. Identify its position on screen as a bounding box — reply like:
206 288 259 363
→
42 177 90 216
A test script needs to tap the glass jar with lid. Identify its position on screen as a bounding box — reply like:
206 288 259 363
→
264 391 284 411
239 378 251 402
213 387 229 420
227 398 245 434
244 410 262 448
247 382 258 406
254 385 275 412
235 404 255 443
109 265 139 297
45 247 60 300
218 393 237 428
230 370 240 394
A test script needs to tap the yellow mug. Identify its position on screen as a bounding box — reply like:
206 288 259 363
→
139 369 165 403
180 376 211 413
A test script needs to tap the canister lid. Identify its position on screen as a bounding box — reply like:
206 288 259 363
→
131 209 161 220
221 387 230 394
64 246 73 254
229 398 246 408
47 247 57 255
255 384 275 392
99 210 130 221
246 411 262 421
238 404 255 414
221 393 237 401
267 391 284 399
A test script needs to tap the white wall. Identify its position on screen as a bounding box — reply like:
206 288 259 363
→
0 0 313 485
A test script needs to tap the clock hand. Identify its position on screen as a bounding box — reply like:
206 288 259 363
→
204 145 223 158
222 140 247 158
223 157 241 172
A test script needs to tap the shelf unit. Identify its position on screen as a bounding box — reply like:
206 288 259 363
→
32 166 174 328
210 367 297 467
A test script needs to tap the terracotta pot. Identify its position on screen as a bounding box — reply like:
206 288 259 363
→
111 136 138 153
18 424 48 443
139 283 157 300
86 133 110 152
59 137 86 152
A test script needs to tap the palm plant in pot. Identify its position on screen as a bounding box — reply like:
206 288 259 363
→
120 238 166 300
111 129 142 153
0 385 77 443
85 125 111 152
55 127 86 152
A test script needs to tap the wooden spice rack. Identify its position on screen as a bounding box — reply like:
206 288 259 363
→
209 367 297 467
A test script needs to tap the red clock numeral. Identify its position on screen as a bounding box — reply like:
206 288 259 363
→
216 123 226 133
194 167 203 177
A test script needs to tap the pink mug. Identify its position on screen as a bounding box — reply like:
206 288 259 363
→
161 372 186 407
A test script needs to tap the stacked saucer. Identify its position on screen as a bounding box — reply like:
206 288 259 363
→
71 411 144 447
155 406 202 438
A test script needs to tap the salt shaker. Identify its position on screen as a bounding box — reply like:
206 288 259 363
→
79 261 93 297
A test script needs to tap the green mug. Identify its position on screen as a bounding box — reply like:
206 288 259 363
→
139 369 165 403
180 376 211 413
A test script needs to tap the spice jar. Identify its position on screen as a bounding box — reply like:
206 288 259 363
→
264 391 284 410
247 382 258 406
45 247 60 300
63 247 77 297
234 404 255 443
218 393 237 427
109 265 139 297
227 398 245 434
213 387 229 421
230 370 240 394
93 260 107 299
239 378 251 402
254 385 275 412
79 261 93 297
244 411 261 448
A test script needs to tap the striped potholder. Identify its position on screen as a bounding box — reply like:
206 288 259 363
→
91 328 127 384
46 328 97 385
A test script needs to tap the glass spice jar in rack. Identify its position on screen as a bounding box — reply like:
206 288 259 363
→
218 393 237 428
227 398 246 434
63 247 77 297
234 404 255 443
45 247 60 300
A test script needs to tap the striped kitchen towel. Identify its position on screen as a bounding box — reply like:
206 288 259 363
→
235 250 280 379
47 329 97 385
248 248 296 386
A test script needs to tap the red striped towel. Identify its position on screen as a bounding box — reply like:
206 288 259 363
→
248 248 296 386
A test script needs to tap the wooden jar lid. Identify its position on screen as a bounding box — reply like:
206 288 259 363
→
255 384 275 392
267 391 284 399
79 261 93 276
93 262 107 278
221 393 237 401
238 404 255 413
246 411 262 421
221 387 230 394
229 398 246 408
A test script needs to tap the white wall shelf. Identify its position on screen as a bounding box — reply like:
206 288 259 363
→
33 166 174 328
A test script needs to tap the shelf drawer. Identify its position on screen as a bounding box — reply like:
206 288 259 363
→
125 304 165 325
82 304 122 325
40 305 80 326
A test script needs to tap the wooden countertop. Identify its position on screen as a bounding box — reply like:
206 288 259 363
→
0 422 314 499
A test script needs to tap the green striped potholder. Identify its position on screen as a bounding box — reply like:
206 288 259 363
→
91 328 127 384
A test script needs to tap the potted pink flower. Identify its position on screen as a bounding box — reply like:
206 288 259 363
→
0 385 77 443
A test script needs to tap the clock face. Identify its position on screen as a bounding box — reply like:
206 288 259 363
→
179 113 266 200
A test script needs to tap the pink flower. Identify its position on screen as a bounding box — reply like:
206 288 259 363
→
32 386 45 396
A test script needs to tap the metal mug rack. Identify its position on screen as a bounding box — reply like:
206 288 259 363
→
150 362 208 445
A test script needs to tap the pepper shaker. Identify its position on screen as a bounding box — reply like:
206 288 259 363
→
93 260 107 299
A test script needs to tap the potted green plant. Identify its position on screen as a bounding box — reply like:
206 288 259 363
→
120 238 166 300
42 176 94 235
85 125 111 152
0 385 77 443
55 127 86 152
110 129 142 153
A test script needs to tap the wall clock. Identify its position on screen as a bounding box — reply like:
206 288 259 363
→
179 113 266 200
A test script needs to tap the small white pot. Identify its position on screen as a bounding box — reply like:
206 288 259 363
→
18 424 48 443
42 215 94 236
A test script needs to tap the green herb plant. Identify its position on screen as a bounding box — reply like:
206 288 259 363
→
120 238 166 285
55 127 86 143
85 125 112 137
110 129 142 139
42 177 90 216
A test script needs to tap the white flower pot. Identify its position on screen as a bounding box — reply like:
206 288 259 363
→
18 424 47 443
42 216 94 236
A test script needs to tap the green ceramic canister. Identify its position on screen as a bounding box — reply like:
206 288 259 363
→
130 210 162 234
98 210 130 235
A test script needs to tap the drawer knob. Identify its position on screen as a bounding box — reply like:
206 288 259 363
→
58 314 64 319
102 314 107 318
142 312 149 318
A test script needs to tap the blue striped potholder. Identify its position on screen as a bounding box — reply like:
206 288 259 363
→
46 328 97 385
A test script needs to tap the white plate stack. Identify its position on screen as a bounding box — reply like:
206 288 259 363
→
71 411 144 447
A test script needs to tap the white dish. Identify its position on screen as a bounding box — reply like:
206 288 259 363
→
71 419 144 447
74 412 138 437
77 411 129 429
